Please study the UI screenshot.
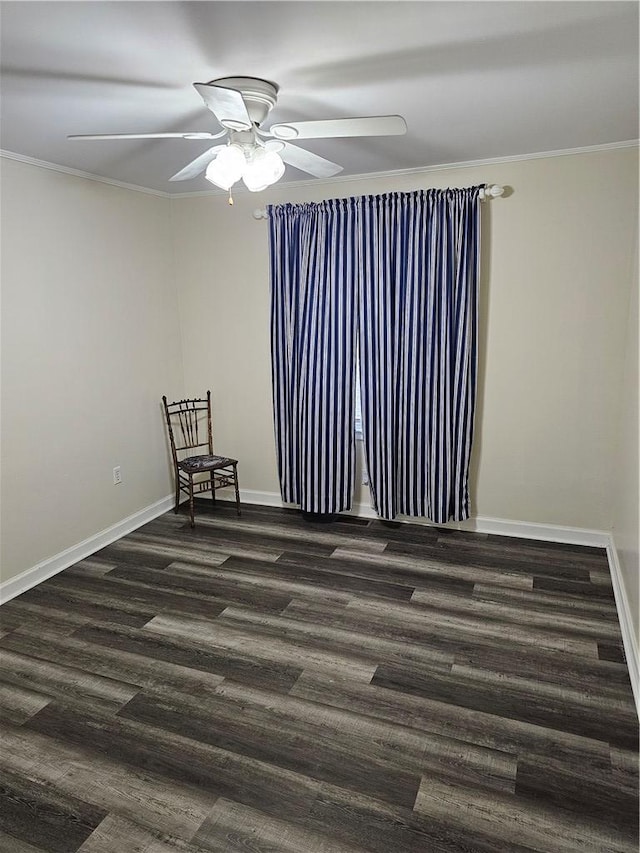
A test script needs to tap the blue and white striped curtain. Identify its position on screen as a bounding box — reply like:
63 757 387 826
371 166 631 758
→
268 187 481 522
268 200 359 513
358 188 481 522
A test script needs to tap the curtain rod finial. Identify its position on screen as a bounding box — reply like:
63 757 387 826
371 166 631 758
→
483 184 504 198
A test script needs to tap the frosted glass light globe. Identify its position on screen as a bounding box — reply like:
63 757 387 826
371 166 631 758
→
242 149 285 192
205 144 245 190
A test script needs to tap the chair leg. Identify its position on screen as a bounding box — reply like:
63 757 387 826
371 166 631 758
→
233 465 241 516
189 475 195 528
210 473 217 507
174 468 180 513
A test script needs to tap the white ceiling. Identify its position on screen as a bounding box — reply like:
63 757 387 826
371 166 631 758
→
1 1 638 195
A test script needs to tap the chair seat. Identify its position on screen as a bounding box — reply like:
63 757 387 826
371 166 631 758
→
179 454 238 474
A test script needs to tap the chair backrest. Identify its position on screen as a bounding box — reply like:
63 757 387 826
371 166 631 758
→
162 392 214 464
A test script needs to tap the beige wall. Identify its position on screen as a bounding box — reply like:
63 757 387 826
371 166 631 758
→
1 159 184 585
612 227 639 651
171 146 638 532
2 146 637 621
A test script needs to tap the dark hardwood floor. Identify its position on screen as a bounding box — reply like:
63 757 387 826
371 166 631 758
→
0 500 637 852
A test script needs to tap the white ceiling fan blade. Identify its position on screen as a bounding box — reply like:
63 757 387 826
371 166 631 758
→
280 143 343 178
269 115 407 140
169 144 227 181
68 131 226 141
194 83 252 131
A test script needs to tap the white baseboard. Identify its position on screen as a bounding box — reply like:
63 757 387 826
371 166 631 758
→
605 538 639 717
350 503 612 547
0 494 175 605
238 489 610 547
237 488 289 509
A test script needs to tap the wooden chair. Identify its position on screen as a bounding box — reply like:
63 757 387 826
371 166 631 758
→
162 391 240 527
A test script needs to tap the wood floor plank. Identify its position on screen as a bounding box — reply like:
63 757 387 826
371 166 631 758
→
268 552 420 601
0 766 107 853
76 813 209 853
452 641 632 697
590 569 615 586
104 563 294 614
42 572 230 622
0 830 49 852
411 585 622 641
472 582 620 621
598 641 627 663
384 537 598 580
346 595 600 658
0 680 52 724
183 512 385 551
290 670 617 775
438 530 606 559
281 596 610 682
1 502 636 852
168 558 363 607
0 721 219 842
533 575 616 599
371 662 638 747
0 649 140 715
0 600 91 634
0 629 226 703
451 662 638 735
117 690 422 810
216 604 454 674
191 797 369 853
515 757 639 834
143 612 378 684
435 535 609 572
304 783 539 853
8 584 153 628
413 774 637 853
214 680 518 794
276 549 475 597
164 516 349 558
331 546 537 590
116 531 285 564
22 702 376 838
398 529 608 564
70 622 303 693
63 559 118 577
99 532 235 566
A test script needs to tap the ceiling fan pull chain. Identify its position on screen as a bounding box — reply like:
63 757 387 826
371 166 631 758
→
228 188 234 205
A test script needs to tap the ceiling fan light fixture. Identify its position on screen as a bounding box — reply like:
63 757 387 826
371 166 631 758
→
204 143 245 190
204 143 285 193
242 148 285 192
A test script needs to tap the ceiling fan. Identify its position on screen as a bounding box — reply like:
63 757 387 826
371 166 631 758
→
68 76 407 192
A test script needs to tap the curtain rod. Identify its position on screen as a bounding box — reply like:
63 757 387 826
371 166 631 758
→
251 184 505 219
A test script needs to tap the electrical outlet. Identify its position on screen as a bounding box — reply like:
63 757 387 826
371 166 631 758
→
113 466 122 485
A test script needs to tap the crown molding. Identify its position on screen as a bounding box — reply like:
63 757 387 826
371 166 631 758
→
2 139 637 200
0 149 169 198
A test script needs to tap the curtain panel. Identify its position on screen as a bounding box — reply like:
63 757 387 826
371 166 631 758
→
268 200 359 513
268 187 481 522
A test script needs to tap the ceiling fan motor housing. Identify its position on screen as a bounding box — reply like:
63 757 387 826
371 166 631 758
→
208 77 279 127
